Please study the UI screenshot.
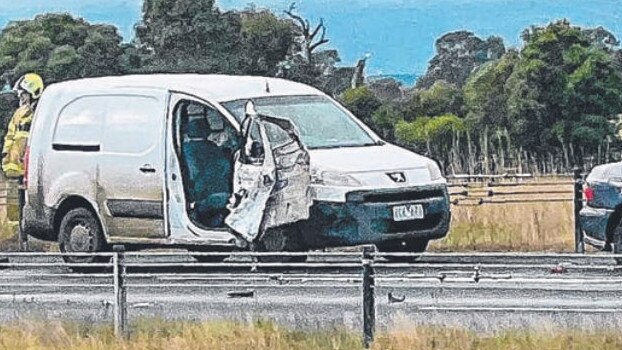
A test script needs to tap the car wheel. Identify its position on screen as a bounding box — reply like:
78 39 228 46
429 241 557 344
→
377 239 429 263
58 208 108 264
255 225 307 263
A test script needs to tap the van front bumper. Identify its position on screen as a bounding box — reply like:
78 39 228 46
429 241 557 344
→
580 205 614 243
301 185 451 247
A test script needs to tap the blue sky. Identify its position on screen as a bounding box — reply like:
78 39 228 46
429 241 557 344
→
1 0 621 75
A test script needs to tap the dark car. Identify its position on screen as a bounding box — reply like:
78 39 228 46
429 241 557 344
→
580 162 622 256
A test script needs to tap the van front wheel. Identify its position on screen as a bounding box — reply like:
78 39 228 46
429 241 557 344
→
58 208 107 264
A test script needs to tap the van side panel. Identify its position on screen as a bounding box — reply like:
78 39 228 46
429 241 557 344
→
96 94 167 239
23 88 168 242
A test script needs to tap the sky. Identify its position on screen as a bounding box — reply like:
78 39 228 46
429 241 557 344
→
0 0 621 75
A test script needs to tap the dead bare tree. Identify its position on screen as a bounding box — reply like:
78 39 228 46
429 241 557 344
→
284 2 329 63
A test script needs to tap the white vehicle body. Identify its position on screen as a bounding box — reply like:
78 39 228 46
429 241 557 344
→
22 74 450 252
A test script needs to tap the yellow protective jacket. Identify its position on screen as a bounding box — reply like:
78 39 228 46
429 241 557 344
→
2 105 33 178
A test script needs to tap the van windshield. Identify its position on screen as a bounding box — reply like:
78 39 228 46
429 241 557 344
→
222 95 378 149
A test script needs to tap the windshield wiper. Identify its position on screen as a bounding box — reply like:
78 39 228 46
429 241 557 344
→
312 142 380 150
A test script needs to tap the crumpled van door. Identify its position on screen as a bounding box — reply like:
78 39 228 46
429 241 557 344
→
225 114 311 243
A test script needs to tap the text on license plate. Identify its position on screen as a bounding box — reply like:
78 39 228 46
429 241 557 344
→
392 204 424 221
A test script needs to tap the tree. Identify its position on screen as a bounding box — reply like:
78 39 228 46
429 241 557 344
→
395 113 465 164
283 2 329 63
135 0 244 73
276 2 345 93
507 20 622 162
239 10 296 75
0 14 123 82
371 104 402 140
405 81 464 119
464 50 519 131
416 31 506 88
339 87 381 125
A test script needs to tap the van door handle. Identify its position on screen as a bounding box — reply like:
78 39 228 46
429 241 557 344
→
140 164 156 173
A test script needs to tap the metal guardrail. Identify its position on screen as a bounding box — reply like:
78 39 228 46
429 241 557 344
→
3 247 622 347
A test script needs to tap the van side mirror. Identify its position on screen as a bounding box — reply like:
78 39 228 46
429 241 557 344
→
249 140 264 160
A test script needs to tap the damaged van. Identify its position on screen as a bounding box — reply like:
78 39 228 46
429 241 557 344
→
21 75 450 262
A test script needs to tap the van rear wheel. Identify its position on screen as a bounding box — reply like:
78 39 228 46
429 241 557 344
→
58 208 107 264
377 239 429 263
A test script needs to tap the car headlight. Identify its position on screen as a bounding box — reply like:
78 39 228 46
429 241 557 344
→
427 161 443 181
311 170 362 187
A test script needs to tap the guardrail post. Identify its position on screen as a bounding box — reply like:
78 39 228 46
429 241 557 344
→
362 245 376 348
113 245 128 338
574 166 585 253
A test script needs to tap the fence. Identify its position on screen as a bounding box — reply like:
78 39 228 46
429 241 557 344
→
3 248 622 347
448 169 586 253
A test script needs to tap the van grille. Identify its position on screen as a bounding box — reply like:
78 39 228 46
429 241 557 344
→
347 188 445 203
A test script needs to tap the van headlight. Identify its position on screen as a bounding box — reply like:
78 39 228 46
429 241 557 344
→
311 170 362 187
427 161 443 181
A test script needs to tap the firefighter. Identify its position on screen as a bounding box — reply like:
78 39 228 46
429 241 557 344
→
2 73 44 178
1 73 44 250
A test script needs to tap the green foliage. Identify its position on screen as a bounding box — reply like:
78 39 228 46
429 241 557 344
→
405 81 464 119
395 117 431 144
505 20 622 155
396 114 465 145
464 51 519 131
135 0 299 77
240 10 296 75
371 104 402 140
0 13 123 82
340 87 382 124
136 0 244 73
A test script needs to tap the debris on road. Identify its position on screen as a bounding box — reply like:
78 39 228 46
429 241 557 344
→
550 264 568 274
388 292 405 303
227 290 255 298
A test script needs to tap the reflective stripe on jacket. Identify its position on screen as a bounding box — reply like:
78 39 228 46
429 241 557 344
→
2 105 33 178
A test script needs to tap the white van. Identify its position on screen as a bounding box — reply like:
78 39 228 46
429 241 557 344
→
22 74 450 262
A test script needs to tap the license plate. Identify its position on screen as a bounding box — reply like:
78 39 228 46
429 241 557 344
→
392 204 424 221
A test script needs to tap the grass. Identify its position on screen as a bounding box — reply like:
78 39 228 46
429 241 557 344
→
1 320 622 350
431 182 576 252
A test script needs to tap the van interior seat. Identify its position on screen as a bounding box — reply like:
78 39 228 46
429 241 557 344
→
182 116 232 227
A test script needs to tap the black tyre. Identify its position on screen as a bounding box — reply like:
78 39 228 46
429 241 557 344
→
255 225 307 263
58 208 108 264
377 239 429 263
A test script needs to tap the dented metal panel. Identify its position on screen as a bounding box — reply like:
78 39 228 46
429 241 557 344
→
225 114 312 243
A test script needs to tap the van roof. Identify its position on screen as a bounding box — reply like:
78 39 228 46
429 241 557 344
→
47 74 323 102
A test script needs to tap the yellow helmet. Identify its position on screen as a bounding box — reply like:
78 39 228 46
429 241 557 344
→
13 73 44 99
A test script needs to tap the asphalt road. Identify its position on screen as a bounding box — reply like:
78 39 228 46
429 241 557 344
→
2 252 622 333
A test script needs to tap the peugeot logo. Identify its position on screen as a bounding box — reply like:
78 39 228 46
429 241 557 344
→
387 172 406 183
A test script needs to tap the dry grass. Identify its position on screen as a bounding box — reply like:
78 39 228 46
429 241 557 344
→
1 320 622 350
431 182 576 252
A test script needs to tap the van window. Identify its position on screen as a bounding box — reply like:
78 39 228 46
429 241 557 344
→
54 96 105 146
103 96 162 154
222 95 377 150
